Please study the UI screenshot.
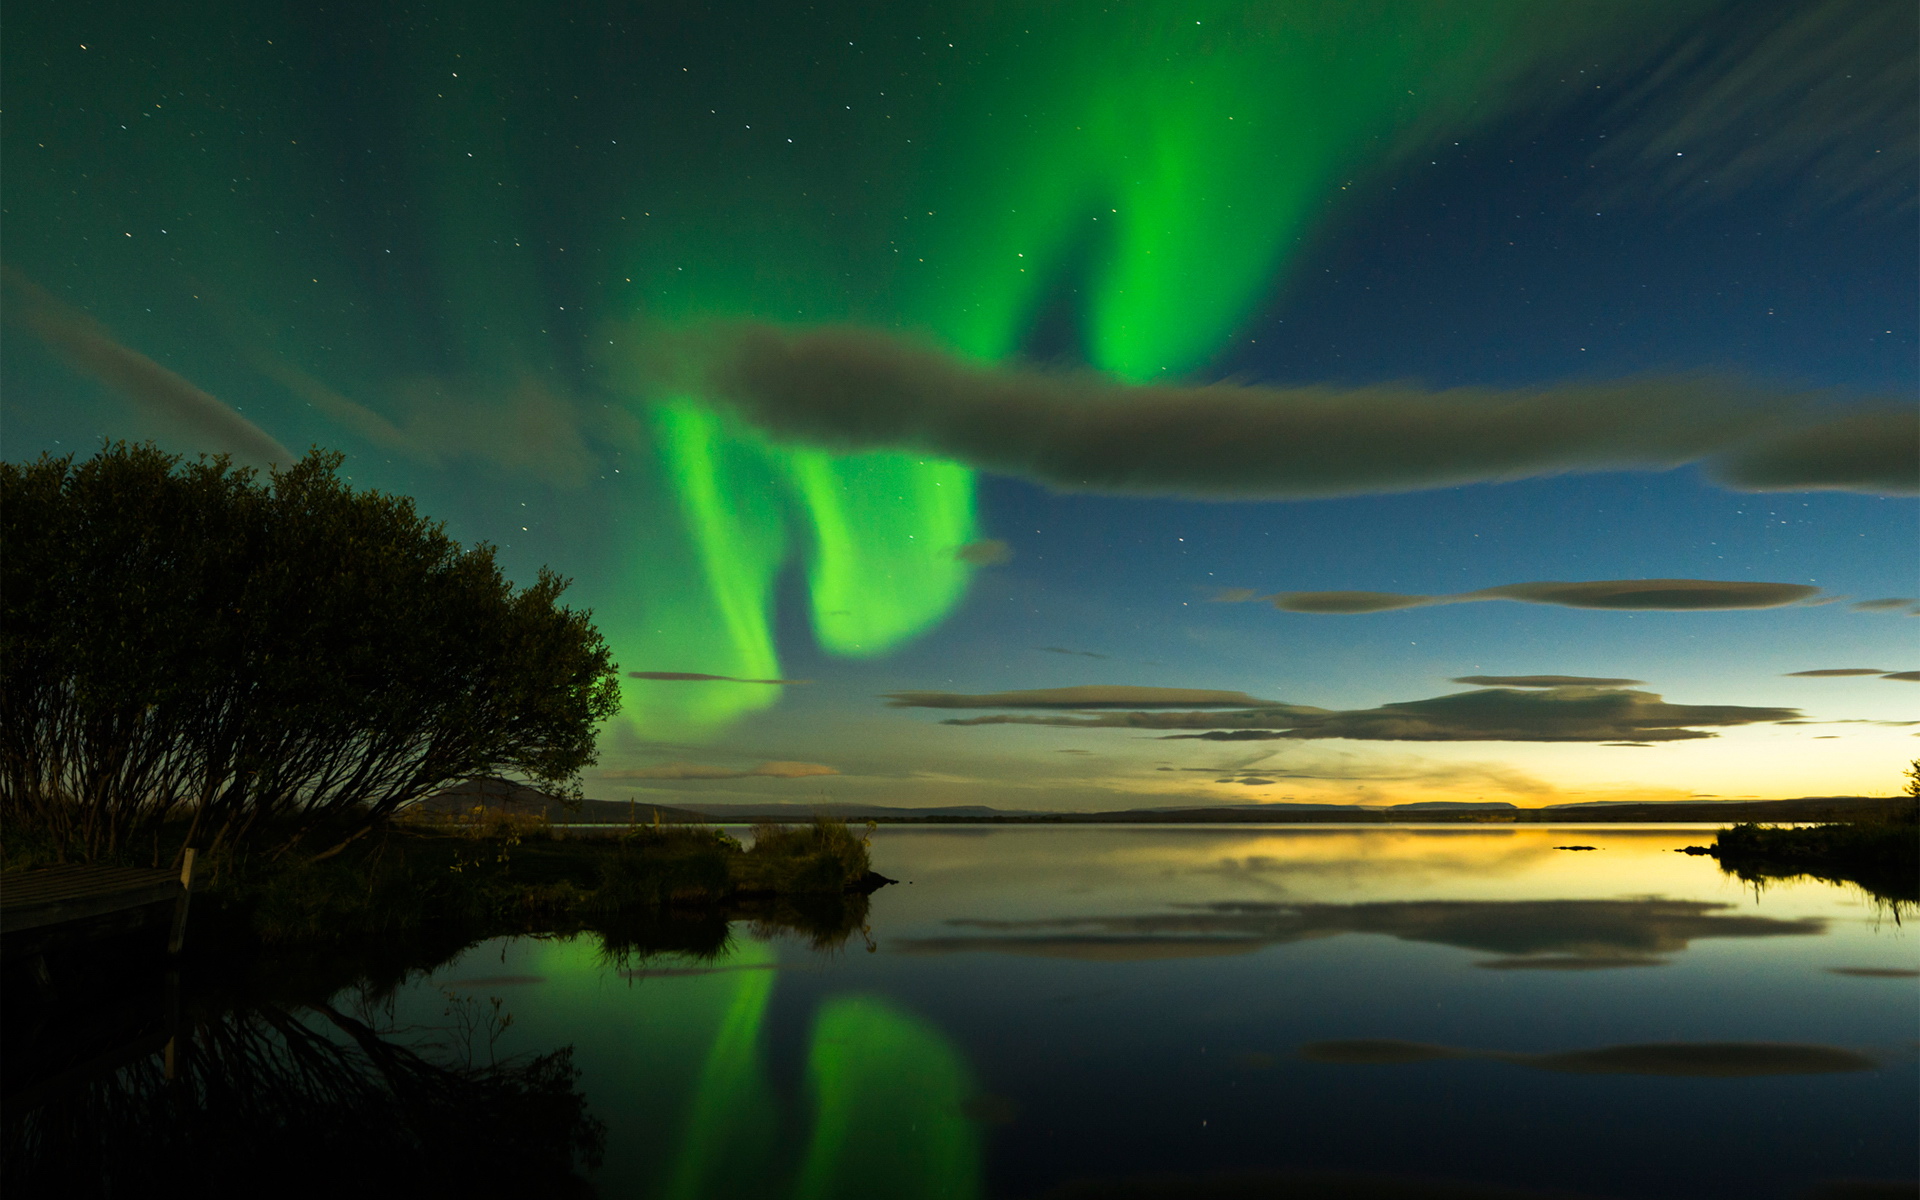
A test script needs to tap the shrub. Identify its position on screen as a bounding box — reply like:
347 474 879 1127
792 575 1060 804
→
733 818 872 894
593 827 740 910
0 443 619 863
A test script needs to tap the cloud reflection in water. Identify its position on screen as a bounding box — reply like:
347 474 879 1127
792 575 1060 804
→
1298 1038 1878 1077
895 898 1824 966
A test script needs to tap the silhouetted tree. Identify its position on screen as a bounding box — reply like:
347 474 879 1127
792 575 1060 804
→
1 443 619 862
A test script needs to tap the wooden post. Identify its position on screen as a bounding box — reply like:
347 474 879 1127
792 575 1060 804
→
167 848 196 956
163 966 182 1081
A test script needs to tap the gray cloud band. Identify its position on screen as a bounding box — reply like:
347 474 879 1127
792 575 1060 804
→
678 324 1916 500
933 686 1798 744
884 686 1279 709
1258 578 1823 614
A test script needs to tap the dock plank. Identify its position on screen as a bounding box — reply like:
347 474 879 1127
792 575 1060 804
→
1 867 184 936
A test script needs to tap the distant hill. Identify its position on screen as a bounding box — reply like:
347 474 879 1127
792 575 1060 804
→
673 794 1899 825
415 777 706 825
1388 801 1518 812
675 801 1049 820
414 781 1900 827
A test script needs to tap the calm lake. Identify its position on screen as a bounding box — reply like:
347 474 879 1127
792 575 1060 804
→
375 824 1915 1199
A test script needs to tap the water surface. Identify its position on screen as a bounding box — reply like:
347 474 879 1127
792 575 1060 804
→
383 824 1917 1198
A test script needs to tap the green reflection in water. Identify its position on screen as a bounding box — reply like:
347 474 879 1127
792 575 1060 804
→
516 935 783 1197
662 946 782 1200
795 996 981 1200
515 936 979 1198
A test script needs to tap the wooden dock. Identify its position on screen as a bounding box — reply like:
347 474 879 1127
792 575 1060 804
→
1 854 195 960
2 857 198 1109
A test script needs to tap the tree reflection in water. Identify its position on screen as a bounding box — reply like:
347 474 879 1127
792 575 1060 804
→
2 889 983 1199
4 995 605 1198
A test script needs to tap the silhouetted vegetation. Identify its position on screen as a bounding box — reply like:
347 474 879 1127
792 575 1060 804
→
0 443 619 865
190 816 880 948
1706 760 1919 905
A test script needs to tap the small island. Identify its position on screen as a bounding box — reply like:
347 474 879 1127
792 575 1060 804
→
1695 765 1919 905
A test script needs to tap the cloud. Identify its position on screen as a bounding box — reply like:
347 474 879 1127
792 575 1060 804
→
1030 1168 1595 1199
1451 675 1647 687
1778 718 1919 727
1156 754 1554 797
1783 668 1894 677
262 358 600 487
1713 410 1920 494
661 322 1915 500
955 538 1013 565
4 270 292 466
1586 0 1916 217
1883 671 1920 683
1210 588 1259 603
886 686 1280 709
1298 1039 1874 1077
601 760 839 780
1851 597 1920 614
1473 955 1667 970
1266 578 1822 615
897 898 1823 965
1264 591 1436 614
1039 647 1110 659
628 671 809 684
941 686 1798 744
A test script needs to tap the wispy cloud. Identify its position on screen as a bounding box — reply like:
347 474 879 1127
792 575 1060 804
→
259 355 600 487
4 270 291 466
1451 675 1646 687
628 671 809 685
1300 1038 1874 1077
886 686 1281 710
954 538 1013 565
600 760 839 781
1851 597 1920 614
1783 668 1894 678
1585 0 1916 216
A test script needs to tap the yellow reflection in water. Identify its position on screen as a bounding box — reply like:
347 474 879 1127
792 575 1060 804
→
866 825 1757 931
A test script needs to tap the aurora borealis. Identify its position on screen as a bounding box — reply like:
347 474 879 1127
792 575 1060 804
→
4 0 1915 805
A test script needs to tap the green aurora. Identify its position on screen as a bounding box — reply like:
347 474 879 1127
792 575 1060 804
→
3 1 1703 740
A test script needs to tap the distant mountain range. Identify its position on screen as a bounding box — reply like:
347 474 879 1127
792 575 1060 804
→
416 779 1897 826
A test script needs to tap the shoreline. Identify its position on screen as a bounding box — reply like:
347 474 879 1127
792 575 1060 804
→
539 794 1904 828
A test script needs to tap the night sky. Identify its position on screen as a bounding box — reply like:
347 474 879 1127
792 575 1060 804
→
5 0 1915 810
